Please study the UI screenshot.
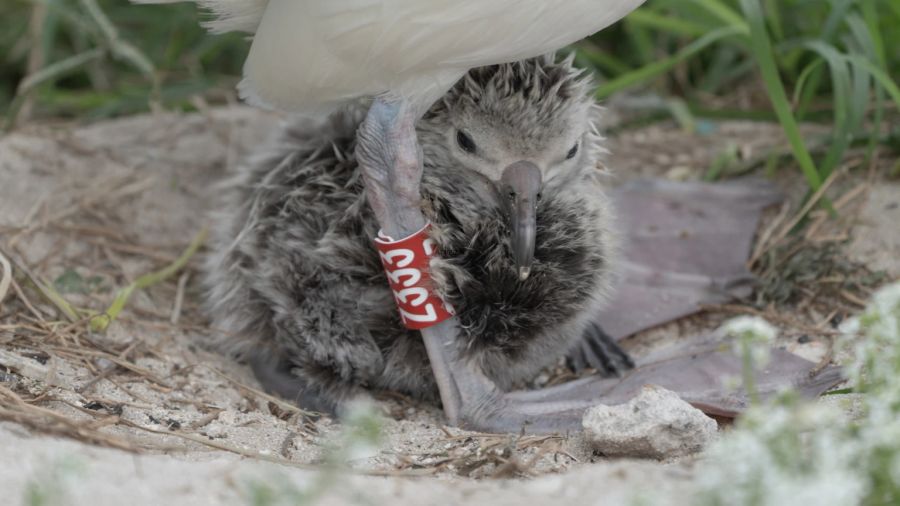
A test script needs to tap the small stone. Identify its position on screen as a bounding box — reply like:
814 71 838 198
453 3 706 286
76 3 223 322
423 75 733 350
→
582 385 717 459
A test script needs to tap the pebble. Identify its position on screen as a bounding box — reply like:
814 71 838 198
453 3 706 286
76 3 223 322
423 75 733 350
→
582 385 717 460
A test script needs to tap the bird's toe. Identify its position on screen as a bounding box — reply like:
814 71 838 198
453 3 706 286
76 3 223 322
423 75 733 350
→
567 322 634 377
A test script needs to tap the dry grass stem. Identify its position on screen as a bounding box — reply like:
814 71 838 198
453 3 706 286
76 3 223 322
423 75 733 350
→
170 272 189 325
0 250 11 306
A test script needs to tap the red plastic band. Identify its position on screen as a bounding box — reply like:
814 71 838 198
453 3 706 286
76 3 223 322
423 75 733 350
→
374 223 455 330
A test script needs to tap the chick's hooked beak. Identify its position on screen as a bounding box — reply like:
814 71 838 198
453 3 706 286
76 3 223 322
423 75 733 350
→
500 161 542 281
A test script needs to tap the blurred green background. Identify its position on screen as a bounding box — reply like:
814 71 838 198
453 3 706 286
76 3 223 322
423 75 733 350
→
1 0 898 188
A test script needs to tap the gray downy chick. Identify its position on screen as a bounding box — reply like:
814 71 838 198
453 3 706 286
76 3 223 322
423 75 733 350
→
204 55 631 414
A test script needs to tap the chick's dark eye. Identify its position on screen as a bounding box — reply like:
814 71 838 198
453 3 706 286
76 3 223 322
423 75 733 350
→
457 130 477 153
566 143 579 160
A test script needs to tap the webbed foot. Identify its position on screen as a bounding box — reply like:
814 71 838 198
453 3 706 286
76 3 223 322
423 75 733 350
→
567 322 635 377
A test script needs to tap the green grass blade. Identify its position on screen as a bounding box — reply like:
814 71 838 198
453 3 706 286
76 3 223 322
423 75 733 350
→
624 17 656 66
791 59 825 106
822 0 855 41
15 47 104 95
848 12 885 67
763 0 784 40
90 227 207 332
39 0 63 65
687 0 749 32
739 0 822 190
849 10 887 161
596 25 744 98
625 9 707 38
801 41 853 178
794 66 825 122
698 45 740 92
576 40 632 76
843 55 900 110
80 0 155 78
885 0 900 21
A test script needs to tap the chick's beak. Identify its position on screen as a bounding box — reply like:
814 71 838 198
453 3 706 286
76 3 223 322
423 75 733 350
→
500 161 542 281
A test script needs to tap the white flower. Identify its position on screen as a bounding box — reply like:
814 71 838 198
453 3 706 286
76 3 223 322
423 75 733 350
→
695 402 867 506
336 399 384 462
841 282 900 394
722 315 779 342
722 315 778 367
693 282 900 506
721 374 742 392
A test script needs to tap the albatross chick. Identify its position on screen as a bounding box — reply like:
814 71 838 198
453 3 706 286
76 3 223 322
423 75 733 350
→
204 56 631 416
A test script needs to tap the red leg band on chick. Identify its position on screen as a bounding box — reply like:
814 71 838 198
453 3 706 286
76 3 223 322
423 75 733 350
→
374 223 455 330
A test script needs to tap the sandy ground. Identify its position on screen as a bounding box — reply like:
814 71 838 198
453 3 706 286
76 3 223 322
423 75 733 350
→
0 420 699 506
0 106 897 505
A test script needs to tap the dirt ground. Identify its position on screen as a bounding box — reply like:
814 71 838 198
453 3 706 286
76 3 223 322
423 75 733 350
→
0 106 897 505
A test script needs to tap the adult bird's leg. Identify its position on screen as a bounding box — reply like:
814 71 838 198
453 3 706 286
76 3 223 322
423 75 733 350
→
355 98 462 423
356 107 842 432
357 97 599 433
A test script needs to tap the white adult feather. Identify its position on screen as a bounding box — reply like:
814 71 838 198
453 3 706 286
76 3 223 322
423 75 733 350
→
134 0 646 114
